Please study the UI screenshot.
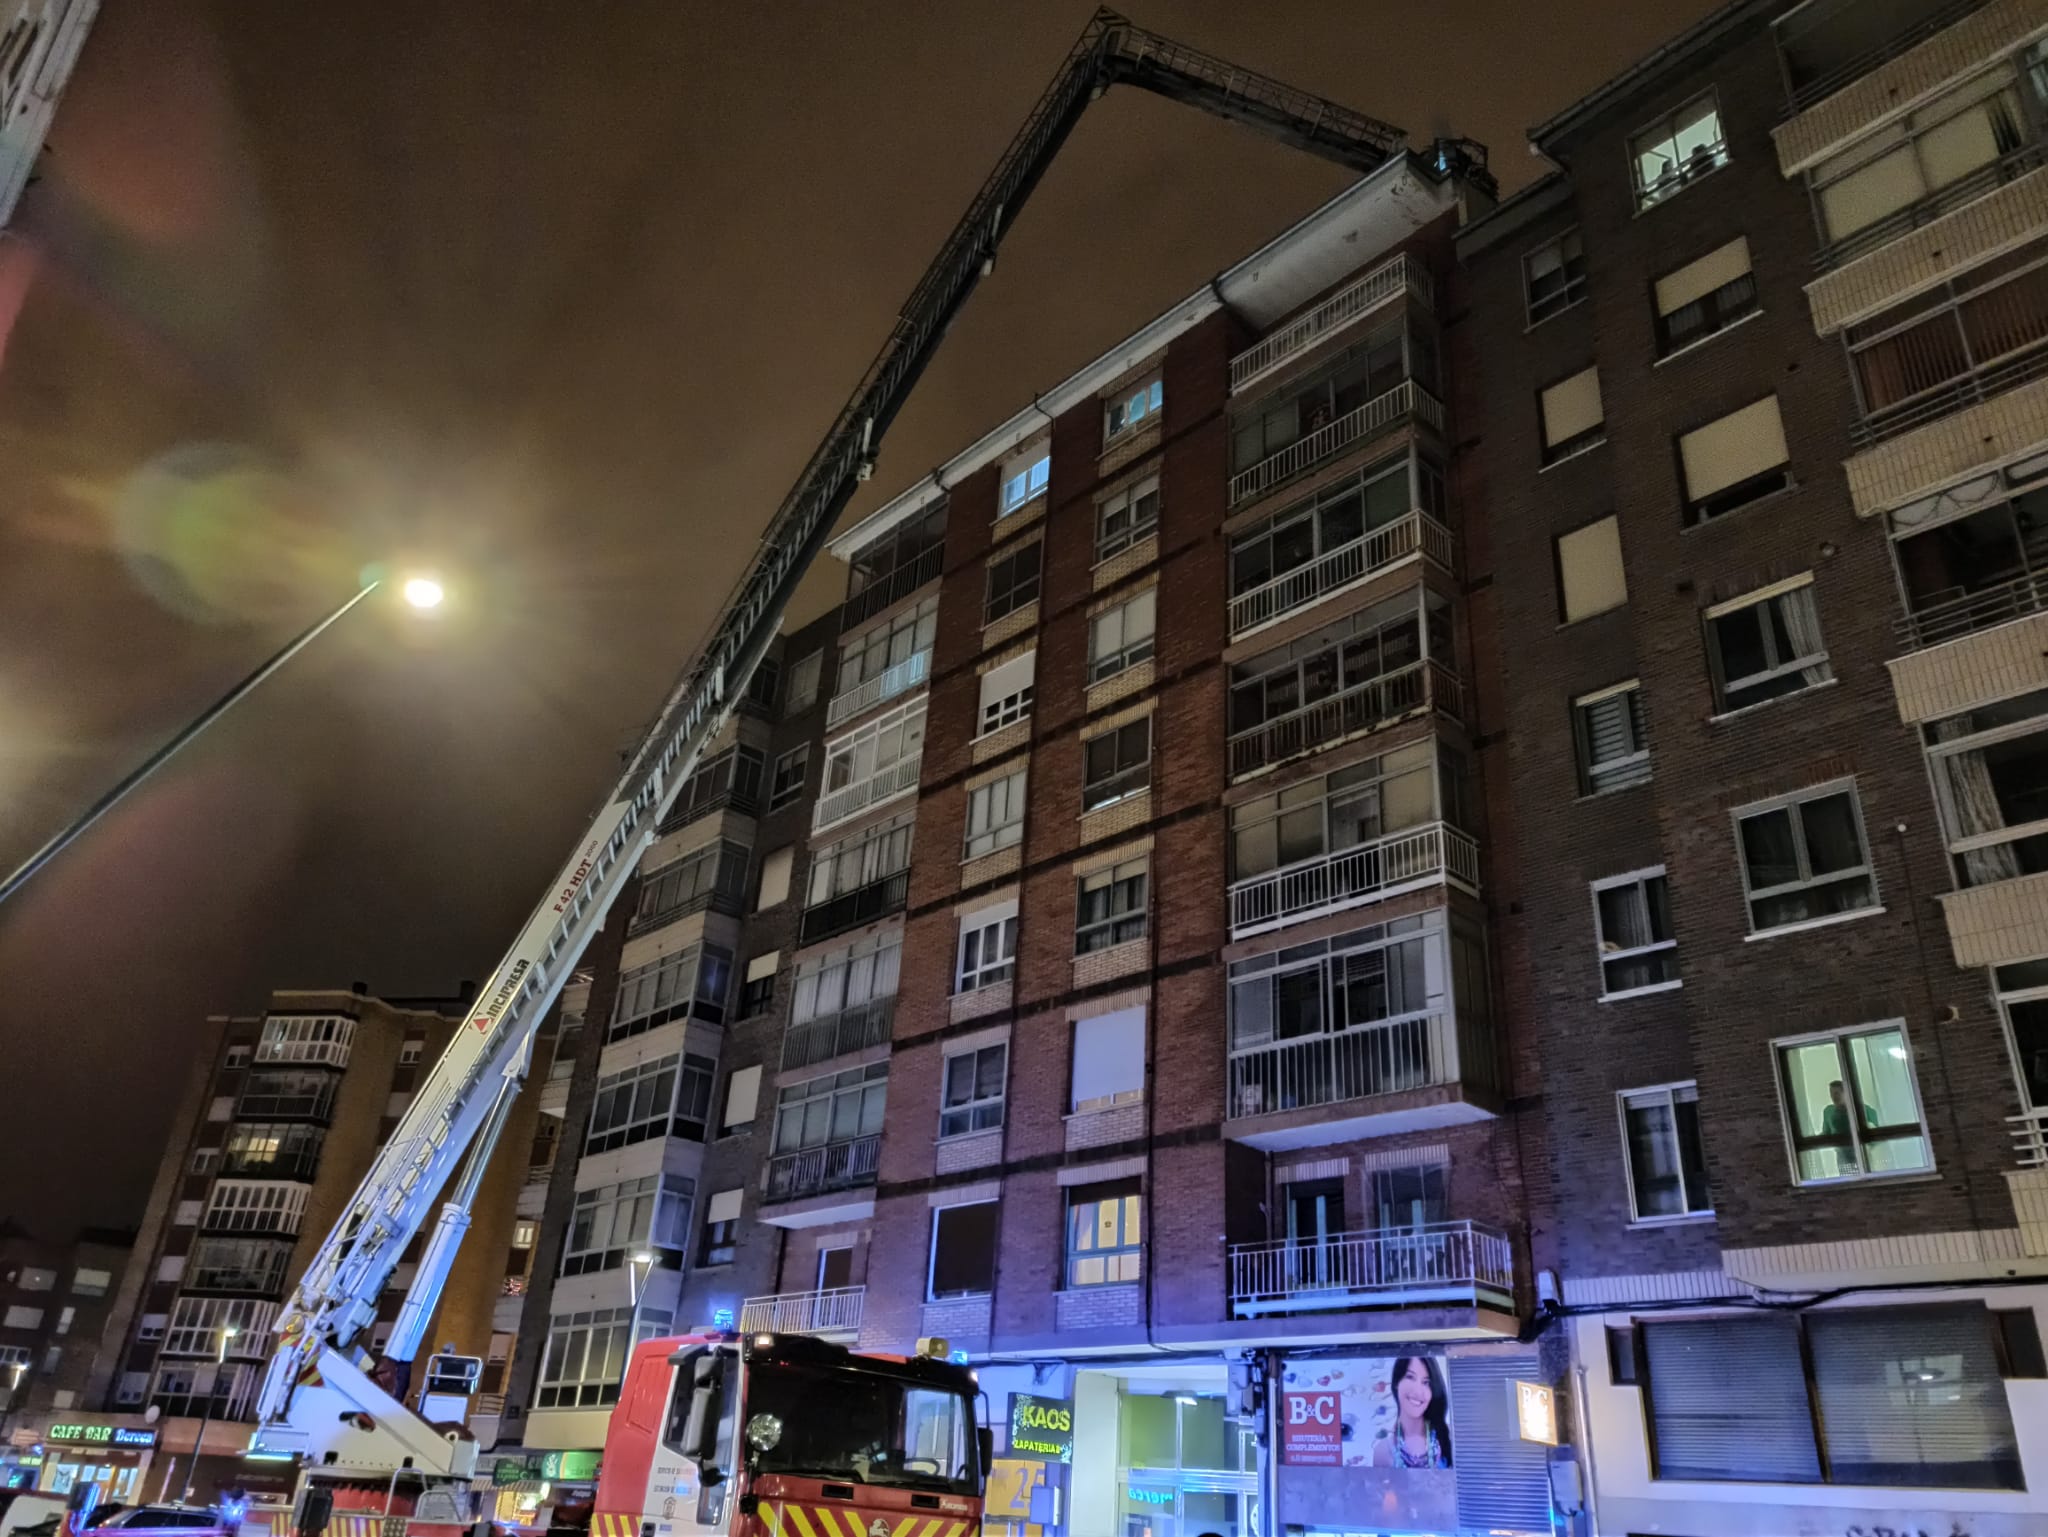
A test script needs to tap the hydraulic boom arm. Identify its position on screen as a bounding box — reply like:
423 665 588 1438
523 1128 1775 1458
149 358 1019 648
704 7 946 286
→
252 8 1422 1469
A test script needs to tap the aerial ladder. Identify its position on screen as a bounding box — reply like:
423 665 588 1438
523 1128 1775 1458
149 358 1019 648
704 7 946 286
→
250 6 1478 1477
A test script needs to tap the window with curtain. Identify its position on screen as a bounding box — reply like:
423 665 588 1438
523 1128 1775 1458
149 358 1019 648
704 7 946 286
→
1654 236 1757 353
939 1044 1008 1138
1096 475 1160 561
1592 869 1678 996
1775 1022 1931 1183
772 1063 888 1154
1089 588 1157 683
1679 395 1791 523
964 768 1027 859
1227 740 1447 882
1524 228 1586 325
1923 687 2048 888
1734 781 1878 933
956 902 1019 992
790 930 902 1026
1618 1083 1710 1220
1704 577 1833 713
836 597 937 693
1076 858 1148 953
806 812 915 906
1230 321 1425 471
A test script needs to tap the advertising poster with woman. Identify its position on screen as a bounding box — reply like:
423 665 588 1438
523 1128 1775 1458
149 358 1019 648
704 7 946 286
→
1277 1356 1454 1532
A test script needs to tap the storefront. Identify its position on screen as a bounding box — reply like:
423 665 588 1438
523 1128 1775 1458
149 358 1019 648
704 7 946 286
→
488 1448 602 1531
1114 1382 1258 1537
31 1420 159 1505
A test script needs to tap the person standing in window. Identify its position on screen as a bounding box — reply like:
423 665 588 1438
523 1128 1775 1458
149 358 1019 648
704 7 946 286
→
1821 1079 1876 1174
1372 1357 1452 1470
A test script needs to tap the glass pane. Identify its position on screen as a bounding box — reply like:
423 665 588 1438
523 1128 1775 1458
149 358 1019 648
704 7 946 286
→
1713 606 1769 682
1848 1030 1931 1174
1675 1093 1712 1213
1179 1397 1228 1470
1120 1393 1178 1469
1781 1039 1859 1180
1626 1097 1684 1218
1740 808 1801 888
1124 1194 1141 1245
1802 793 1865 875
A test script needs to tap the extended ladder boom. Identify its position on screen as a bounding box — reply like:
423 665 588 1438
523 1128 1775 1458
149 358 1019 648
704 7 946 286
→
253 7 1430 1467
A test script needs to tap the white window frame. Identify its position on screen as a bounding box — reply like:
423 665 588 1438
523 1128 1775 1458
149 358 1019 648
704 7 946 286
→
533 1304 674 1410
256 1014 356 1068
1096 475 1160 562
1733 779 1880 938
1 1306 42 1330
1076 858 1148 955
985 540 1043 623
1591 867 1681 1000
1573 680 1650 795
1066 1183 1142 1288
1104 375 1163 444
999 444 1050 517
927 1200 1001 1301
790 930 902 1027
203 1180 308 1236
939 1043 1009 1139
1630 90 1728 209
561 1175 692 1275
964 768 1027 860
806 811 914 907
1704 576 1833 716
1617 1082 1713 1223
1082 717 1152 811
1771 1019 1933 1187
398 1040 423 1066
1996 958 2048 1113
1924 689 2048 889
978 651 1035 737
769 745 809 810
1524 227 1587 326
956 902 1019 993
1088 588 1157 684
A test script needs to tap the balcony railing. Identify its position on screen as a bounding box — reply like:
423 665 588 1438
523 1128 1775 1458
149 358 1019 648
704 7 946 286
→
1229 1221 1512 1317
628 865 749 937
1895 567 2048 651
798 871 910 946
1229 658 1460 779
843 544 944 629
1229 822 1479 939
766 1134 881 1204
2010 1108 2048 1168
783 996 895 1072
1230 255 1434 395
827 647 932 729
1818 145 2044 272
1228 510 1453 639
813 755 923 832
1229 379 1443 507
1228 1008 1460 1121
1853 333 2048 448
218 1152 321 1182
738 1286 866 1336
657 783 759 836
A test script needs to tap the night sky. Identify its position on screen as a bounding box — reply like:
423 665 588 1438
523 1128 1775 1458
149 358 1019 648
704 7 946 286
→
0 0 1717 1236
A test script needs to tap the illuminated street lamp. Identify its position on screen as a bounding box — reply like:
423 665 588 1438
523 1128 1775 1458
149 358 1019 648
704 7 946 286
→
0 573 446 908
181 1326 240 1502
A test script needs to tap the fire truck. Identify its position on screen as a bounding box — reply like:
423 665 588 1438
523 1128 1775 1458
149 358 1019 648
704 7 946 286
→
235 10 1478 1537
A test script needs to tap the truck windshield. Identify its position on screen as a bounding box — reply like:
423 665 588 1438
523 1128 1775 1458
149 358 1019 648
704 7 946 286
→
744 1363 976 1494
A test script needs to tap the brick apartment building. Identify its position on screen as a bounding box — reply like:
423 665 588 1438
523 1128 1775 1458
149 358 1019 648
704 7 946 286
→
482 2 2048 1535
0 1225 133 1493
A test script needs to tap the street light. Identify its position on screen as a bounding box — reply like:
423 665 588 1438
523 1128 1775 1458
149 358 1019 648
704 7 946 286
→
180 1326 239 1502
0 573 445 908
620 1252 656 1393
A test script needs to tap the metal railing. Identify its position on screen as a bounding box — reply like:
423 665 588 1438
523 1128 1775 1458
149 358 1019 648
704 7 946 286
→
656 779 761 836
827 647 932 729
1818 145 2044 272
783 996 896 1071
1228 658 1459 778
842 544 945 629
1229 379 1443 507
1780 0 1993 114
1229 255 1433 394
629 855 750 936
798 871 911 946
219 1152 322 1182
1229 1220 1512 1317
766 1134 882 1203
1229 822 1478 938
2010 1108 2048 1168
1853 333 2048 448
1895 567 2048 650
813 754 923 832
738 1286 867 1336
1228 509 1452 638
1228 1008 1457 1121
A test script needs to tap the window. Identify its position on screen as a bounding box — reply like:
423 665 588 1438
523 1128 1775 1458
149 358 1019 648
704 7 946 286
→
203 1180 309 1235
837 597 937 699
939 1043 1008 1137
208 1095 233 1122
257 1013 356 1067
1573 681 1650 794
806 811 914 908
561 1176 692 1276
190 1146 220 1177
1539 366 1604 463
1229 455 1443 607
1089 588 1156 683
723 1063 762 1130
1735 781 1878 933
222 1045 250 1070
1619 1083 1711 1220
1105 375 1163 442
533 1304 674 1410
1097 476 1160 561
1776 1021 1931 1183
1228 741 1459 882
1000 444 1050 517
772 1063 888 1154
1704 577 1834 715
1525 228 1587 324
845 504 946 623
1082 717 1151 810
1655 236 1757 354
585 1054 715 1154
769 747 808 810
756 846 794 911
790 931 902 1029
2 1306 42 1330
738 952 779 1018
1679 395 1791 523
1593 869 1679 997
698 1189 743 1265
1076 858 1147 954
511 1222 538 1251
978 651 1035 735
744 656 781 713
173 1199 202 1226
70 1268 110 1298
956 901 1018 992
819 699 926 811
1071 1006 1145 1112
16 1266 53 1292
138 1314 166 1341
398 1040 423 1066
1226 912 1454 1075
1997 957 2048 1110
928 1202 999 1298
1608 1325 1639 1385
1888 465 2048 649
187 1237 294 1294
1925 687 2048 888
162 1297 276 1357
222 1121 324 1177
785 650 822 715
238 1067 338 1121
116 1372 148 1406
964 768 1027 859
1555 514 1628 622
1642 1315 1822 1482
985 541 1043 623
609 944 733 1038
1067 1181 1141 1287
666 745 765 825
632 841 751 931
1231 320 1436 472
1630 91 1727 209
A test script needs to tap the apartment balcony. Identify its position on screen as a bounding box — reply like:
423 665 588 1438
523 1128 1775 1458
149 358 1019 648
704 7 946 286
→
1229 659 1459 779
782 997 895 1072
1851 333 2048 452
218 1151 320 1182
738 1285 865 1340
236 1076 339 1124
1939 871 2048 968
813 756 922 834
1228 1221 1513 1319
765 1135 881 1205
1226 1008 1499 1151
1229 254 1434 396
797 871 910 946
826 648 931 730
1894 568 2048 653
515 1174 549 1221
1228 379 1443 509
1228 821 1479 940
842 543 944 630
1818 146 2046 281
657 783 759 837
1228 510 1453 641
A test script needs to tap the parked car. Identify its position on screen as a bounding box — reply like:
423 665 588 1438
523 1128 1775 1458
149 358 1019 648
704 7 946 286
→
91 1509 228 1535
0 1492 67 1537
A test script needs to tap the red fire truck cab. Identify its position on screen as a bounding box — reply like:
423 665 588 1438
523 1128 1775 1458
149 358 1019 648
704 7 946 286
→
593 1332 988 1537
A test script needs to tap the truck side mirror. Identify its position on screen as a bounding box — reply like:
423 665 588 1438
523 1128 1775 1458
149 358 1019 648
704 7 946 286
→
976 1428 994 1489
680 1353 726 1485
295 1488 334 1537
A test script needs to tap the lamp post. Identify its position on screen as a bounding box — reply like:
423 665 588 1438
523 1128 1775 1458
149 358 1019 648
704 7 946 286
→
621 1252 655 1393
180 1326 239 1503
0 574 445 908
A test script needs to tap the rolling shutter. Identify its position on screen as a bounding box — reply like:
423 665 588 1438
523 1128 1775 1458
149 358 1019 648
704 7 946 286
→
1540 366 1603 448
1448 1352 1552 1534
1679 396 1788 502
1643 1315 1821 1482
1557 516 1627 621
1656 237 1752 317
